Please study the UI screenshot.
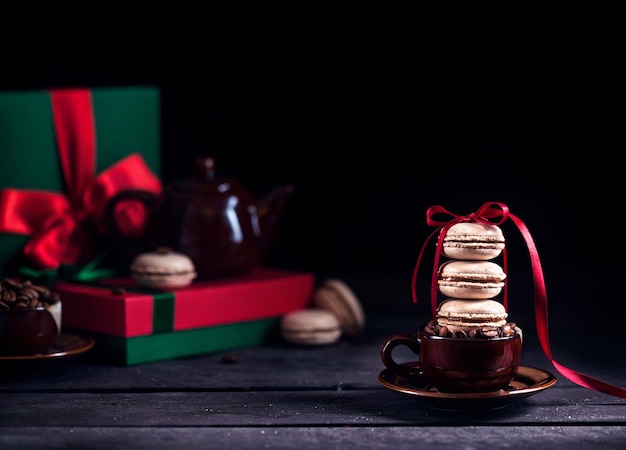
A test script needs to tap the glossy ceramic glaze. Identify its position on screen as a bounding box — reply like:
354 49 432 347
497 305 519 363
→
158 157 293 279
381 328 522 393
0 307 60 356
108 157 293 279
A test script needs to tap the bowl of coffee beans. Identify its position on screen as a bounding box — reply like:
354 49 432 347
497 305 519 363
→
0 278 62 356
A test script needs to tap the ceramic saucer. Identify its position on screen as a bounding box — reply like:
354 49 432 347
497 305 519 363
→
0 331 94 378
378 362 556 411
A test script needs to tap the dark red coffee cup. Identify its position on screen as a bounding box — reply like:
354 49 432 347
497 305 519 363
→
381 327 522 393
0 306 60 356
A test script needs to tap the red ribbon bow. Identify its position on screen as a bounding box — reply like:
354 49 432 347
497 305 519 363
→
0 89 162 269
412 201 626 399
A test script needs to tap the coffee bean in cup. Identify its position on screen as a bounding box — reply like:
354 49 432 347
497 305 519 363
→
423 318 518 340
0 278 60 310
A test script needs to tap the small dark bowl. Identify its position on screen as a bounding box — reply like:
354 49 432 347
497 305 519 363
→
0 306 61 356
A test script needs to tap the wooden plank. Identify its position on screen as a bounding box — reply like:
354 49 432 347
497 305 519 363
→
0 272 625 449
1 426 625 450
1 389 625 427
1 334 623 393
0 331 618 395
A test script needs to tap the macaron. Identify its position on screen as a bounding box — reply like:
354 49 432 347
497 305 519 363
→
436 298 508 333
280 308 342 345
437 260 506 299
312 279 365 336
440 222 505 260
130 247 197 290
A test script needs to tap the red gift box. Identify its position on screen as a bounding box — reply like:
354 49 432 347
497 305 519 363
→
54 267 314 365
56 267 314 338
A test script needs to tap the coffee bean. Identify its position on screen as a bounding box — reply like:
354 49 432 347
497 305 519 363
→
112 287 126 295
46 293 60 304
2 290 16 302
0 278 60 310
20 287 40 300
3 278 22 290
481 328 499 338
221 354 238 364
424 319 520 340
30 284 51 297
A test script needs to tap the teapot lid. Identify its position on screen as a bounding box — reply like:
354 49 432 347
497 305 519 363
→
168 157 241 194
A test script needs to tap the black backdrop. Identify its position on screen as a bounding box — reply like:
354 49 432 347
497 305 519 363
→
1 6 621 288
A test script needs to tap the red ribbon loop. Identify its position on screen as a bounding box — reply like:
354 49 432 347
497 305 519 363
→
0 89 161 269
412 201 511 315
426 201 510 227
412 201 626 399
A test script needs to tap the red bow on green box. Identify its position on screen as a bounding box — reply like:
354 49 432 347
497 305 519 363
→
0 89 162 270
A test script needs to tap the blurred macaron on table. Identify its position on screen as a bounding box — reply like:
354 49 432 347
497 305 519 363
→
281 278 365 345
280 309 343 345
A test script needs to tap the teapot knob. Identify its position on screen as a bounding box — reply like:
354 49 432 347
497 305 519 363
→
195 157 216 179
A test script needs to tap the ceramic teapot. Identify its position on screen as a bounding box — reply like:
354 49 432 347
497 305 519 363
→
106 157 293 279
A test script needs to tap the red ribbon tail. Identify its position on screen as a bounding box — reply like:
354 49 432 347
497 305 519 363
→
51 89 96 204
551 360 626 399
509 212 626 399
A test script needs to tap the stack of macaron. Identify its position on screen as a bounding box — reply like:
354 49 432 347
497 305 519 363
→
427 222 518 339
280 278 365 346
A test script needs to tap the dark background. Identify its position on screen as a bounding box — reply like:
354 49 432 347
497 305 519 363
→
1 6 621 309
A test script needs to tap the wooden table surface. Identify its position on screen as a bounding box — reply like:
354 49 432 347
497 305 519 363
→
1 269 625 449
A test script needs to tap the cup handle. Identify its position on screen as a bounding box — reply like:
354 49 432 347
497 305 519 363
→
381 333 422 376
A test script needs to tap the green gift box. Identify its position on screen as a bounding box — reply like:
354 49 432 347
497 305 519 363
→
90 318 286 366
0 87 161 277
55 267 315 365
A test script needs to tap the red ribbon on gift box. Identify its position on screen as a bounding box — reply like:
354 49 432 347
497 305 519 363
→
0 89 162 270
411 201 626 399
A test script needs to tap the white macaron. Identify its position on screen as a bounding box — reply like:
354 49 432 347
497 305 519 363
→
280 308 342 345
437 260 506 299
440 222 505 260
130 247 197 290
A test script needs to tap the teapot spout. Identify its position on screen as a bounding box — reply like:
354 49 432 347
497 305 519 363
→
256 185 294 259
